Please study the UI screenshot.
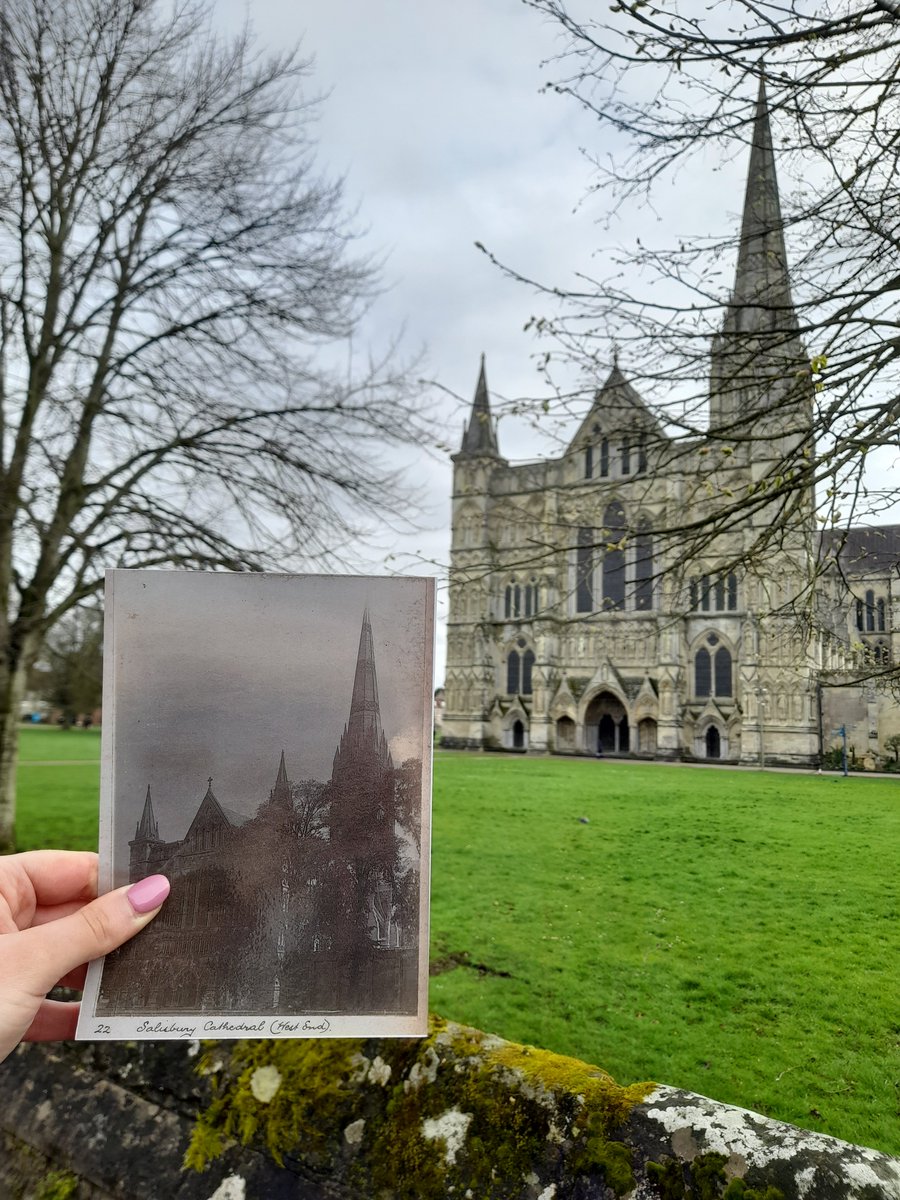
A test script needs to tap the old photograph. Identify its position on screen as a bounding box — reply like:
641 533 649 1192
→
77 571 433 1039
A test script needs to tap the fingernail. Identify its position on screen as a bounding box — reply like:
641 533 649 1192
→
127 874 171 914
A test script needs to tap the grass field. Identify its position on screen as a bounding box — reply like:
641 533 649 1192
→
16 726 100 851
13 730 900 1155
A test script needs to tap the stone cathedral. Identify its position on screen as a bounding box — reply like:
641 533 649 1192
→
442 83 900 768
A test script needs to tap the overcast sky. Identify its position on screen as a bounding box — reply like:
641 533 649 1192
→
208 0 618 683
109 570 431 867
208 2 868 683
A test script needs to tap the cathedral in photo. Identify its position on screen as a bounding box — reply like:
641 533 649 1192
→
98 609 421 1017
442 84 900 769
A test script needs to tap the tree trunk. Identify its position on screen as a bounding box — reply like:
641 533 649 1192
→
0 654 33 854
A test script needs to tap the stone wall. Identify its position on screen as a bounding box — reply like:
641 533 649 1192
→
1 1020 898 1199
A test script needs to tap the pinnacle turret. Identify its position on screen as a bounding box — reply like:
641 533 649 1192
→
135 784 160 841
270 749 292 809
457 354 500 458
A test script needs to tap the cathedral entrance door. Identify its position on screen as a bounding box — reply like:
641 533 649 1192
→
705 726 721 759
598 715 616 753
585 691 629 754
512 720 525 750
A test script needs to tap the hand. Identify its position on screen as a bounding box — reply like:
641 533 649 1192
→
0 850 169 1063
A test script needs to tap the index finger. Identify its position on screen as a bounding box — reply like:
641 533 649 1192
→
4 851 98 911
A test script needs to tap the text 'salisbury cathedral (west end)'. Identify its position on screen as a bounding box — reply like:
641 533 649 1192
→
443 82 900 767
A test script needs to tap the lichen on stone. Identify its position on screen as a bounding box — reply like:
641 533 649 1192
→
367 1055 392 1087
343 1118 366 1146
248 1064 282 1103
184 1016 655 1198
421 1107 474 1164
206 1175 247 1200
184 1036 363 1170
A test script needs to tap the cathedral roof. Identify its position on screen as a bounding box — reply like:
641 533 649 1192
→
183 778 249 842
568 361 663 450
455 354 502 459
821 526 900 574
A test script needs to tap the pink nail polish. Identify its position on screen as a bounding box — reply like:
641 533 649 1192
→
127 874 170 914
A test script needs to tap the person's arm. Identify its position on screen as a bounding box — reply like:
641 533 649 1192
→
0 850 169 1062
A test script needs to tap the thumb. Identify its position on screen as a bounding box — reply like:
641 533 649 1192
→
17 875 170 996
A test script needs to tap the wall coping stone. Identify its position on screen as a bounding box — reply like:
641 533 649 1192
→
0 1021 897 1199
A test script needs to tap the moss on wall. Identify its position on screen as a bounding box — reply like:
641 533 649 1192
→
646 1154 786 1200
185 1016 656 1198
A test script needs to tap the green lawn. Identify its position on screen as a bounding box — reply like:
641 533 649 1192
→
16 726 100 851
18 724 102 762
429 752 900 1157
13 732 900 1155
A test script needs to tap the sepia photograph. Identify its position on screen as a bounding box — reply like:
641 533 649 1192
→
77 570 433 1040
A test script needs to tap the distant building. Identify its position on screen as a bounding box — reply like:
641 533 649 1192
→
442 83 899 768
99 610 419 1016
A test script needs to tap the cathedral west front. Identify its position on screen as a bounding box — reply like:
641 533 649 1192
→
442 83 900 769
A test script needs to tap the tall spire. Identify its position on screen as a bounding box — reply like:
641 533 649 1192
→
710 75 807 433
347 607 384 747
135 785 159 841
270 750 292 809
727 76 796 332
458 354 499 457
332 608 393 781
330 608 395 857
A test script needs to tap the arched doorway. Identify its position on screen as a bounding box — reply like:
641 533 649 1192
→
638 718 657 754
584 692 629 754
598 714 616 753
512 720 525 750
556 716 576 751
705 726 721 759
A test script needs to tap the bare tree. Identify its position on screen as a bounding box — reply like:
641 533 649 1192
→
41 605 103 726
0 0 429 851
479 1 900 626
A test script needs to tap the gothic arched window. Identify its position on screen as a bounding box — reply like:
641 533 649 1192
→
621 438 631 475
856 598 864 632
866 589 876 631
576 527 594 613
727 573 738 610
524 579 539 618
585 445 593 479
637 433 648 474
603 502 626 610
695 636 732 698
504 585 512 619
507 651 520 695
634 527 654 611
600 438 609 477
877 597 886 632
700 575 711 612
695 647 712 698
714 647 733 697
514 584 522 618
522 649 535 695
